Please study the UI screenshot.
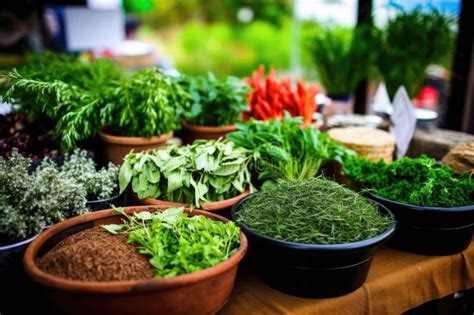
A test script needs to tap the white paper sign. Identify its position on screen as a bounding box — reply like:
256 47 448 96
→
64 7 124 51
390 86 417 158
371 82 392 115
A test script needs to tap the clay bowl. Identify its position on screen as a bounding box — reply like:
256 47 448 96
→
139 190 251 219
181 120 236 144
98 129 173 165
24 206 248 315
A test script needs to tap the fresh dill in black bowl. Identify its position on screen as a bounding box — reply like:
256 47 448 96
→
232 177 395 298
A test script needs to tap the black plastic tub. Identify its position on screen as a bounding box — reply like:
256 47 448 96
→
0 233 40 313
86 193 124 211
231 193 396 298
365 192 474 256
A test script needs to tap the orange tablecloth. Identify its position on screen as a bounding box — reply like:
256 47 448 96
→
220 240 474 315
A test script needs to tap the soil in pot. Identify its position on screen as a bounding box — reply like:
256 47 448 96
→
181 120 236 144
232 178 395 298
37 227 154 281
98 129 173 165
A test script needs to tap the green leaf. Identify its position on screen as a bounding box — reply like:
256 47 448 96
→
135 211 152 220
213 164 240 176
167 171 183 193
119 160 133 193
102 224 124 234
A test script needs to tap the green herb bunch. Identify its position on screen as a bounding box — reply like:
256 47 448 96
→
305 25 376 96
51 149 119 200
377 8 455 97
0 150 88 241
119 140 252 207
343 155 474 207
101 68 190 138
226 113 353 188
236 178 392 244
2 53 190 150
175 73 249 126
1 52 124 122
103 207 240 278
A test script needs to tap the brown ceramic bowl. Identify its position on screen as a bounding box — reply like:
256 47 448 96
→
140 190 250 212
24 206 248 315
98 129 173 165
181 120 236 144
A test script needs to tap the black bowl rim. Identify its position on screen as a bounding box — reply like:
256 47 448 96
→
231 192 396 251
85 192 122 205
364 192 474 212
0 233 40 251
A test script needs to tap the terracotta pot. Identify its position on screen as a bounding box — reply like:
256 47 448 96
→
98 130 173 165
140 190 250 212
181 120 236 144
24 206 248 315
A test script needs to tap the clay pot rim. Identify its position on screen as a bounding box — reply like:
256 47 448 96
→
182 120 237 133
141 189 251 211
23 205 248 293
98 128 174 146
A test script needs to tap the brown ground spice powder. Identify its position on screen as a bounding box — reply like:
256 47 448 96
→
37 227 154 281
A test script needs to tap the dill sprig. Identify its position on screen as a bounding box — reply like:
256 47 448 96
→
236 178 392 245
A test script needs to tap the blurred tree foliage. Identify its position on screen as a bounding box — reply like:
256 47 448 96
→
166 20 290 77
140 0 291 27
376 8 455 97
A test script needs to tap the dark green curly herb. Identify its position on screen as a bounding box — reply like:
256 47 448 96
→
236 178 392 244
343 155 474 207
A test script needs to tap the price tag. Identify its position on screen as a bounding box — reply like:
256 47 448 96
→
390 87 416 158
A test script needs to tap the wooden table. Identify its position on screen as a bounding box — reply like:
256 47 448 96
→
220 240 474 315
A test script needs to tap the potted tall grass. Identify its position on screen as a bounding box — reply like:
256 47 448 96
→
376 8 454 98
306 26 376 114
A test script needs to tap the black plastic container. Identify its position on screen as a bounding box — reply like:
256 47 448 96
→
365 192 474 256
231 193 396 298
86 193 124 211
0 233 42 314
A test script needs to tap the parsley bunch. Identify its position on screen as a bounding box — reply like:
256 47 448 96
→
343 155 474 207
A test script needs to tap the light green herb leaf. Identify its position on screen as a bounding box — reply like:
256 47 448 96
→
102 224 124 234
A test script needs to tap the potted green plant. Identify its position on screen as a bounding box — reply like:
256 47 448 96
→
48 149 121 210
0 148 118 251
226 114 353 189
1 53 189 164
232 178 395 298
305 26 375 113
119 140 252 216
175 73 248 144
0 150 89 300
376 8 454 98
24 205 247 315
343 155 474 255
